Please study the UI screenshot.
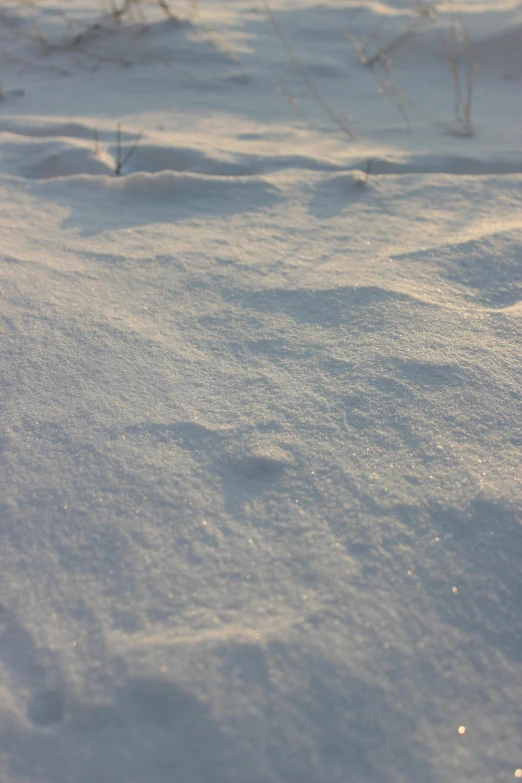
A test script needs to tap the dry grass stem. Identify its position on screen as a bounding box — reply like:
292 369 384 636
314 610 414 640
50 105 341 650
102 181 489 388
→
347 1 476 136
114 123 143 175
265 0 357 142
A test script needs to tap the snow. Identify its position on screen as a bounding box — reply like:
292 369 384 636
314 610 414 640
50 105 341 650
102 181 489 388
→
0 0 521 781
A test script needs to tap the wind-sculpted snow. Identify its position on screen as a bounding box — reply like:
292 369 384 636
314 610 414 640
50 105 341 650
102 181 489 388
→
1 0 522 781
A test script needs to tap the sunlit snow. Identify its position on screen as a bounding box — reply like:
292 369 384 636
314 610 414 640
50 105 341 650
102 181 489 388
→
0 0 521 781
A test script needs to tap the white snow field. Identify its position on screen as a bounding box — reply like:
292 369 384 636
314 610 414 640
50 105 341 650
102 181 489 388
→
0 0 521 781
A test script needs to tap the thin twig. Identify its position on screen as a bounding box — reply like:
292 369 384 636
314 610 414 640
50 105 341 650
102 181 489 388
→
93 128 101 156
264 0 357 141
357 157 373 185
346 1 475 137
365 12 431 67
114 123 143 175
432 0 475 135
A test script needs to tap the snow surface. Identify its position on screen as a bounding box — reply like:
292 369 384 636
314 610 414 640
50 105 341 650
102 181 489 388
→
0 0 521 781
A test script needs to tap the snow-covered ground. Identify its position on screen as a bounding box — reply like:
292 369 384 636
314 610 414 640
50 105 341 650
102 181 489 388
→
1 1 521 781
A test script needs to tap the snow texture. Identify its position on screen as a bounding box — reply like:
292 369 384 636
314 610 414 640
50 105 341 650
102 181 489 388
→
0 0 521 781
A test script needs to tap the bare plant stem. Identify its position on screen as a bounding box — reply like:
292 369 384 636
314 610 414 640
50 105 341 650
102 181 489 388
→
264 0 357 141
347 1 475 136
432 0 475 135
93 128 101 157
357 157 372 185
365 10 432 67
114 124 143 175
